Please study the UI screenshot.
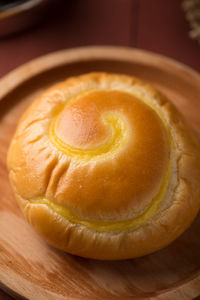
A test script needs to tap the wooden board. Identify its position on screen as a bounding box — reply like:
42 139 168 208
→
0 46 200 300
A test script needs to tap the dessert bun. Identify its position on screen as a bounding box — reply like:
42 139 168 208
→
7 73 200 260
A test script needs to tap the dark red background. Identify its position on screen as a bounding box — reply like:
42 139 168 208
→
0 0 199 299
0 0 199 79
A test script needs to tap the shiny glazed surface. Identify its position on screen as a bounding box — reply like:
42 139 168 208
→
48 89 169 223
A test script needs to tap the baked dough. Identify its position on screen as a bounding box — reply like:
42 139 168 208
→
7 73 200 260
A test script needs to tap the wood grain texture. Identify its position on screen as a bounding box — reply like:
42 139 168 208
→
0 46 200 300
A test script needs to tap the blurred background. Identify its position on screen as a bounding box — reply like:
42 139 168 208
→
0 0 199 298
0 0 199 80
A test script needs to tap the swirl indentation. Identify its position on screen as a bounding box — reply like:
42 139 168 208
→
49 110 129 160
47 89 170 221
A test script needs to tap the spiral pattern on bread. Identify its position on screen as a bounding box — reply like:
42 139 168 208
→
7 73 200 259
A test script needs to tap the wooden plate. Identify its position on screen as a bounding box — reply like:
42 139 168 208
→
0 46 200 300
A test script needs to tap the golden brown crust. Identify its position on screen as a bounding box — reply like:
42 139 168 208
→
7 73 200 260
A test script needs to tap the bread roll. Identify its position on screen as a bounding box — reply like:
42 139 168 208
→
7 73 200 260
